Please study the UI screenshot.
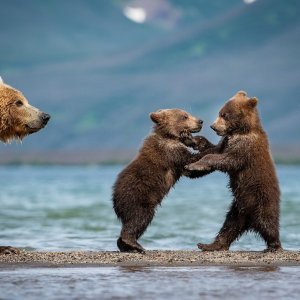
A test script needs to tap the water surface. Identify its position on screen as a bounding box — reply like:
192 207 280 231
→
0 165 300 300
0 165 299 251
1 265 300 300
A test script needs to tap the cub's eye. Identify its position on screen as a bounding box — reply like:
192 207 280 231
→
221 113 229 119
15 100 23 107
182 115 189 120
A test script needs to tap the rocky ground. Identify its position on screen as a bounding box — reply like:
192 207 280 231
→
1 250 300 268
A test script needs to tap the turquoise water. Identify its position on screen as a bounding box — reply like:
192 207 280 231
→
0 165 300 300
0 165 299 251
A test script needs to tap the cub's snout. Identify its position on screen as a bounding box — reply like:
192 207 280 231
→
196 119 203 131
210 117 227 136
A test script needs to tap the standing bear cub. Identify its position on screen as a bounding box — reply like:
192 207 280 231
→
186 91 282 252
113 109 208 253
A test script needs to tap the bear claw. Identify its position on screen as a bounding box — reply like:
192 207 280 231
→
185 163 205 171
197 242 229 252
117 238 146 254
263 246 283 253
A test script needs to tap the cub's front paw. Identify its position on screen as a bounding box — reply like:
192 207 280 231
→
185 161 210 171
192 136 213 151
180 130 195 147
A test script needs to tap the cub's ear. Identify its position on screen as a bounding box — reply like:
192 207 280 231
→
0 76 4 84
150 112 161 124
248 97 258 108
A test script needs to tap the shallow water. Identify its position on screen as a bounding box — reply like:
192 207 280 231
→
1 265 300 300
0 165 299 251
0 165 300 299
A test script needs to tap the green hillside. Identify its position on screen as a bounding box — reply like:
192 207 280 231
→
0 0 299 163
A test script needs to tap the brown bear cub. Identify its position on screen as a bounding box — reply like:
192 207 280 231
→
186 91 282 252
112 109 209 253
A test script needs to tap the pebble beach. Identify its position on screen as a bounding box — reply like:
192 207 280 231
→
1 250 300 268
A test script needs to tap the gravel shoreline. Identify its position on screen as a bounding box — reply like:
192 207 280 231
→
1 250 300 268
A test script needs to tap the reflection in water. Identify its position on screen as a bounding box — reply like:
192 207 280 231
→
229 265 279 273
0 266 300 300
118 266 151 274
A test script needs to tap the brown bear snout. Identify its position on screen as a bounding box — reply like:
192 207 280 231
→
210 123 225 136
191 119 203 132
23 109 51 134
210 124 217 131
41 113 51 126
210 116 227 136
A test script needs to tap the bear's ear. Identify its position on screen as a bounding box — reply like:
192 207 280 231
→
236 91 247 97
0 76 4 85
248 97 258 109
150 112 161 124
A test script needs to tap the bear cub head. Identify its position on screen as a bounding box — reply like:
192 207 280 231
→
211 91 260 136
0 77 50 142
150 108 203 140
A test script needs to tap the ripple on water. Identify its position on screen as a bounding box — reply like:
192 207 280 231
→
0 165 300 251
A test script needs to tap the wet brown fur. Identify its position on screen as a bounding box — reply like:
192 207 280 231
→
112 109 210 253
186 91 282 252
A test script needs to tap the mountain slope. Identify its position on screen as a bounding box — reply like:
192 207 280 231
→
0 0 299 162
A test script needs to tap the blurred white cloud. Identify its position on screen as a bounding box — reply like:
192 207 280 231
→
123 0 181 28
123 6 147 23
244 0 257 4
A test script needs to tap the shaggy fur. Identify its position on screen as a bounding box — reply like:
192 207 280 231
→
186 91 282 252
0 78 50 254
112 109 210 253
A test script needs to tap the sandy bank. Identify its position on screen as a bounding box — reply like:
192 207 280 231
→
1 250 300 268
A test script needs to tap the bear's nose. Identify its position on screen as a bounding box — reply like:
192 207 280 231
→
210 124 216 131
42 113 51 125
198 119 203 125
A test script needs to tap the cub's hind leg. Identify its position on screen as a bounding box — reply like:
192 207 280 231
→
198 201 249 251
117 206 155 254
255 217 282 252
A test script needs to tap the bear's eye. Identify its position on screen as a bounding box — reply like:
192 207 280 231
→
15 100 23 107
221 113 228 119
182 115 189 120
